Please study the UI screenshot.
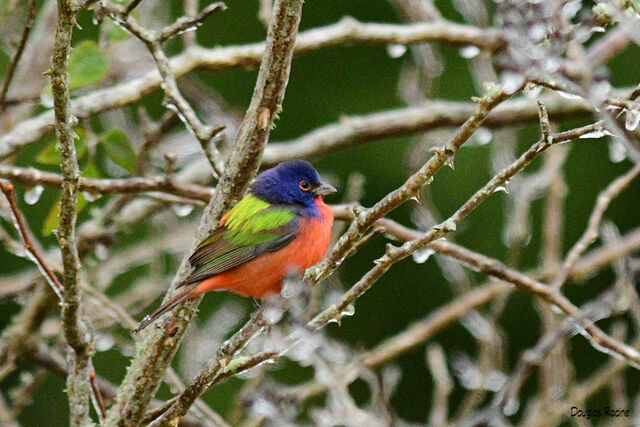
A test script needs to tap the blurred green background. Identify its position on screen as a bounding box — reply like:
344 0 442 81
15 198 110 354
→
1 0 640 425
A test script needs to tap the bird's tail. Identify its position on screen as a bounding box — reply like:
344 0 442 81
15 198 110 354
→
134 283 198 333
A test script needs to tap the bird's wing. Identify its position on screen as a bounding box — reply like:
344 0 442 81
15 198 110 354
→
179 194 300 287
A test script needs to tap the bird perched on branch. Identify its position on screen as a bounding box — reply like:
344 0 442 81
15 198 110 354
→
136 160 336 331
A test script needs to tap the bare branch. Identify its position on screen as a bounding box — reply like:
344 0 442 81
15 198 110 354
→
0 180 63 298
158 2 227 44
0 0 37 110
50 0 93 423
571 227 640 281
0 164 214 201
262 94 593 166
551 163 640 289
0 18 505 158
134 110 179 175
88 364 106 420
147 312 269 425
100 1 226 176
363 282 508 367
427 344 453 427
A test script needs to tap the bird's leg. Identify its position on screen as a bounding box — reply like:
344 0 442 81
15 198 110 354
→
250 297 262 309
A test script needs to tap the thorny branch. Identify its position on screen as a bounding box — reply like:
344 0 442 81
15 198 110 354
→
309 85 520 287
307 117 640 369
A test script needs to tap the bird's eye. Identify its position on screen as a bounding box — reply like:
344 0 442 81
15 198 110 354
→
299 180 311 191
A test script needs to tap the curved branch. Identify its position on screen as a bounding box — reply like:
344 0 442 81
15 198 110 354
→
0 18 503 159
262 94 592 166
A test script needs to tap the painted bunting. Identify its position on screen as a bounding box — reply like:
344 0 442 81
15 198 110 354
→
136 160 336 331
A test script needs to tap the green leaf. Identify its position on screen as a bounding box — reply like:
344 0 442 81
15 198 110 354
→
42 193 89 236
101 129 136 172
36 130 88 165
68 40 109 91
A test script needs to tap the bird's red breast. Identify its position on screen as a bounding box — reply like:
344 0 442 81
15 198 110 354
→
192 198 333 298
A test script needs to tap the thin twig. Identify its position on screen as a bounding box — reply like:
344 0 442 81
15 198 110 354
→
535 148 570 410
89 364 106 420
537 101 551 144
551 163 640 289
158 2 227 44
122 0 143 16
426 344 453 427
100 1 226 176
0 0 37 110
0 180 63 298
135 110 180 175
182 0 199 47
571 226 640 281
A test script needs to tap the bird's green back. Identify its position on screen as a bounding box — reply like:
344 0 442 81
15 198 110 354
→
180 194 300 286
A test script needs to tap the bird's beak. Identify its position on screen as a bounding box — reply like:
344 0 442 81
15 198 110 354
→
313 182 337 196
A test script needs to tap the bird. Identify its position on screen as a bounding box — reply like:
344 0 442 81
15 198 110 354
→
136 160 336 331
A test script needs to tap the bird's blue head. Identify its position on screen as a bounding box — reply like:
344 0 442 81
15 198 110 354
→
251 160 336 209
